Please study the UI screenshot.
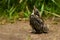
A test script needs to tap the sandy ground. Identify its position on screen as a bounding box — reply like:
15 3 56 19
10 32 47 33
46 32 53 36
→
0 20 60 40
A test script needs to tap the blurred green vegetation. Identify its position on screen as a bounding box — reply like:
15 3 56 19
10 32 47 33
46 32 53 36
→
0 0 60 21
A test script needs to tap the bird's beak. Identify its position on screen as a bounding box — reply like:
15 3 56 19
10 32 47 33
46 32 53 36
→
31 10 34 15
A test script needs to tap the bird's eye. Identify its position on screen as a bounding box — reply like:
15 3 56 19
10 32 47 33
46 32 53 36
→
36 11 39 13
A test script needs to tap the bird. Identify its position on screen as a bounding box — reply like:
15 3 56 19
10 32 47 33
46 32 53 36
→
29 7 49 34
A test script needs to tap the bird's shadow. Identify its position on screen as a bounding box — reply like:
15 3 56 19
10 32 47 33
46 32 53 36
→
31 31 42 34
30 31 48 34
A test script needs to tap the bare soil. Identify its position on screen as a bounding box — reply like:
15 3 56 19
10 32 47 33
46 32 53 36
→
0 20 60 40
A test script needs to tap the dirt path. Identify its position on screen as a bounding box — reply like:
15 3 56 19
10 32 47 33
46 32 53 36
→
0 20 60 40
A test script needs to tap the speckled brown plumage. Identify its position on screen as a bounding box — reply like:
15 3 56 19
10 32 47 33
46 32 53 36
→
29 7 49 33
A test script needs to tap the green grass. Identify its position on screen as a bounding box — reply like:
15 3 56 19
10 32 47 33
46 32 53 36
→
0 0 60 21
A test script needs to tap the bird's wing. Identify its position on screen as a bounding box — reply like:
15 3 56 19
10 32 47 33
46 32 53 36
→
34 15 44 25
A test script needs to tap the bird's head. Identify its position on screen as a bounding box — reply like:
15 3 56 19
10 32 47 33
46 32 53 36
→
33 6 40 17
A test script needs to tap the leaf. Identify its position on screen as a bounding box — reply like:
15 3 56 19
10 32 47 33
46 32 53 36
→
51 13 60 17
8 5 17 19
51 0 60 8
40 3 44 17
